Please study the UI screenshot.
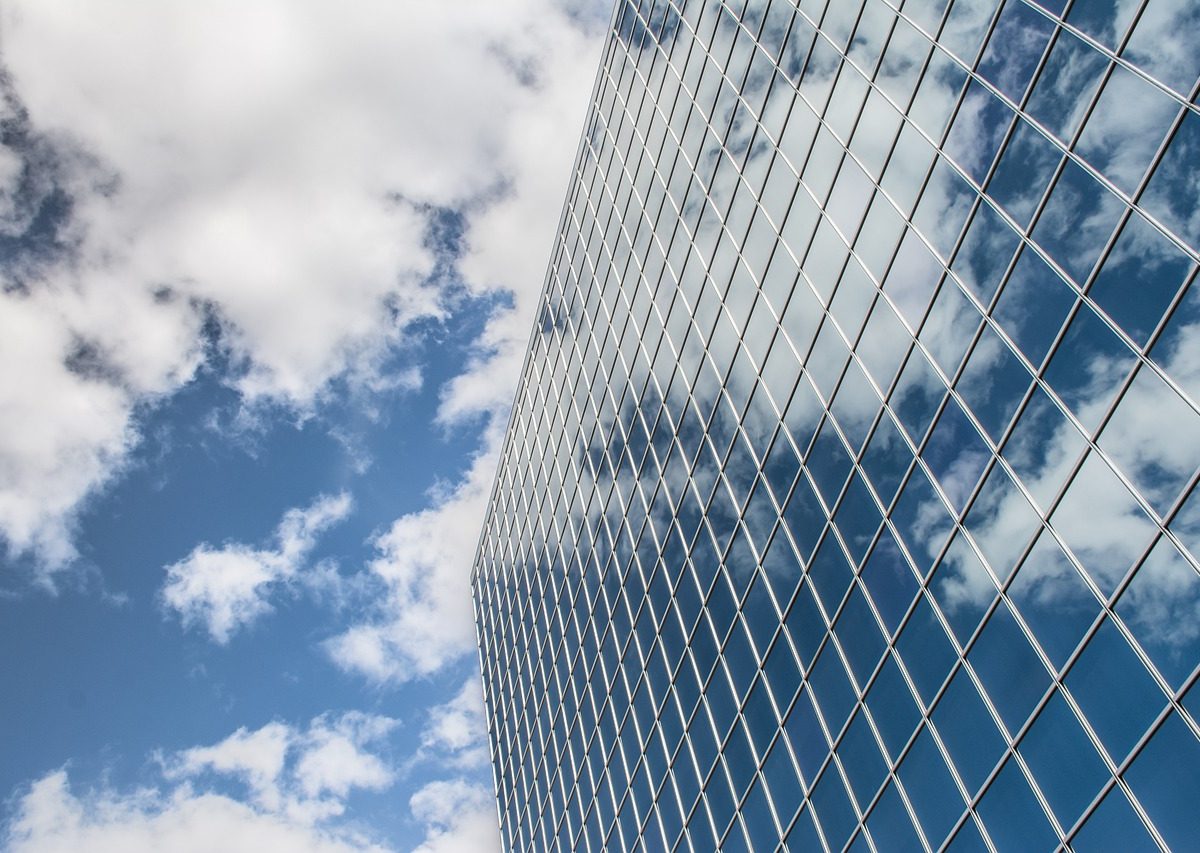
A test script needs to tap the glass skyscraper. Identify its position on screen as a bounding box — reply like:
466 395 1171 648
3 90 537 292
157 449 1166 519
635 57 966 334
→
472 0 1200 849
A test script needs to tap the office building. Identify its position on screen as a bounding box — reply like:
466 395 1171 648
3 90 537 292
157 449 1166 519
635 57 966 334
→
473 0 1200 849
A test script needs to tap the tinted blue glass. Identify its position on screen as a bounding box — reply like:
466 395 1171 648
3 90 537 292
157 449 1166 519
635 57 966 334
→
1089 212 1194 348
896 595 956 705
1118 538 1200 690
932 667 1006 796
833 586 883 691
860 528 918 634
1125 712 1200 853
866 781 924 853
1018 691 1108 829
762 738 802 827
976 757 1058 852
1142 109 1200 248
898 726 966 847
991 247 1076 367
977 0 1055 101
1008 532 1099 670
865 653 921 761
968 601 1050 733
955 323 1032 441
810 764 858 850
987 119 1062 227
1032 158 1123 286
837 708 887 810
785 686 828 786
474 2 1200 847
809 642 857 735
1025 29 1107 140
1071 786 1158 853
1066 619 1165 762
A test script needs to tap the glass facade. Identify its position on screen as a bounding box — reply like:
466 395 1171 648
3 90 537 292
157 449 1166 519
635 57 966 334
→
472 0 1200 849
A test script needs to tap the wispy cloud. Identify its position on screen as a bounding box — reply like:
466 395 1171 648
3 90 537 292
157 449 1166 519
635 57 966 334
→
161 492 352 644
324 430 501 682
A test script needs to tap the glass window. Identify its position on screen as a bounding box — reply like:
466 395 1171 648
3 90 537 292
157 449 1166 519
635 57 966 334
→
1108 362 1200 516
825 63 871 144
1124 712 1200 852
860 412 912 511
910 47 968 144
922 395 990 512
834 583 886 685
827 156 875 241
954 322 1031 442
850 87 903 182
1089 211 1194 349
943 80 1015 186
1070 785 1159 853
1042 303 1136 435
837 708 888 810
932 666 1007 796
975 757 1058 851
876 16 932 107
1117 536 1200 690
896 594 956 706
898 726 967 848
991 246 1077 368
987 119 1063 229
1122 0 1200 96
969 600 1050 733
1140 108 1200 248
951 199 1020 306
1033 158 1125 287
930 532 995 644
810 765 859 851
1076 63 1181 197
1024 29 1107 143
860 527 919 635
978 0 1055 101
1008 530 1100 671
920 278 982 379
939 0 994 66
882 121 937 216
891 464 953 575
866 781 925 853
1066 618 1165 763
913 157 976 261
1002 385 1086 513
866 652 921 761
1018 690 1108 829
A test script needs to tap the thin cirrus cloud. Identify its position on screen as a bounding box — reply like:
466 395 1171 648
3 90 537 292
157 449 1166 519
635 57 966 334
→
3 712 400 853
160 491 353 644
0 0 607 580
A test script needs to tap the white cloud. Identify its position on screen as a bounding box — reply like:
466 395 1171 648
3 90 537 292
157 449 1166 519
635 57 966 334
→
161 492 352 643
0 0 609 576
324 428 502 683
3 713 399 853
409 779 500 853
419 678 491 770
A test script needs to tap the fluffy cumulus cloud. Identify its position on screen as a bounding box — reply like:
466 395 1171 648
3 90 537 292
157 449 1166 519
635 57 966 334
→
419 678 491 770
2 712 399 853
406 679 499 852
324 428 503 682
0 0 609 577
161 492 352 643
410 779 500 853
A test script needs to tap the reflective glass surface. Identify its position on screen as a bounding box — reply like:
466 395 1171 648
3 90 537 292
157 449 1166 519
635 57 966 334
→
473 1 1200 850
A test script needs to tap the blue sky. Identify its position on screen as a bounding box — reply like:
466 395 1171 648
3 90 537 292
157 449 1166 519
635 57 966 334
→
0 2 609 850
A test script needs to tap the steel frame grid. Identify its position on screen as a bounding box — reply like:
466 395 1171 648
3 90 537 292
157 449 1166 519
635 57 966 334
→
472 0 1200 851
